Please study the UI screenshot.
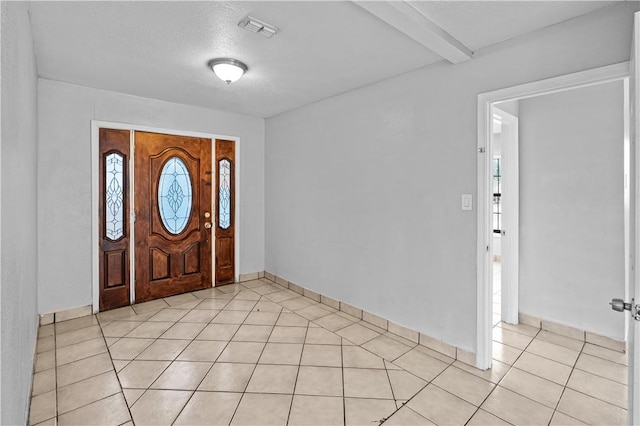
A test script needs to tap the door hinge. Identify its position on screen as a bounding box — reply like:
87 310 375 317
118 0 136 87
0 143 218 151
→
478 147 486 153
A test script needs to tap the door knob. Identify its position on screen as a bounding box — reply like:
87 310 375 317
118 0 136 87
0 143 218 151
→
204 222 212 229
610 298 640 320
610 298 632 312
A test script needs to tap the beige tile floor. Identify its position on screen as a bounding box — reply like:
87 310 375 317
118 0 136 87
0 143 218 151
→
29 278 628 425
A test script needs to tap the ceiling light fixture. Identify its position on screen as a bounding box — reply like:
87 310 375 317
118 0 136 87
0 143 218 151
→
208 58 248 84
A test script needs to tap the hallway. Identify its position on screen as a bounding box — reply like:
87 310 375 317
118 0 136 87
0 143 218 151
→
29 278 628 425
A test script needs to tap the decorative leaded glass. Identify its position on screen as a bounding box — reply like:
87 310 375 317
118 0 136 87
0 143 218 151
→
158 157 193 234
105 153 124 240
219 159 231 229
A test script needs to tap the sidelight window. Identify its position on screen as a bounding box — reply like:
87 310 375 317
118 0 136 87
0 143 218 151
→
105 153 124 240
219 159 231 229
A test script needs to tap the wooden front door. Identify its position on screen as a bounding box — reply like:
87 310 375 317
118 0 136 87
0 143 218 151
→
98 128 131 311
134 131 212 302
215 139 235 285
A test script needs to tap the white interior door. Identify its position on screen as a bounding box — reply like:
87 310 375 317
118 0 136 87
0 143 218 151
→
629 11 640 426
494 107 519 325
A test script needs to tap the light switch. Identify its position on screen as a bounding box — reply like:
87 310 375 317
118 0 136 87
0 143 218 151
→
461 194 473 211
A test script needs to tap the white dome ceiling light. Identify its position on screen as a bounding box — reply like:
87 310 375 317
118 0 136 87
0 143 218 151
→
208 58 248 84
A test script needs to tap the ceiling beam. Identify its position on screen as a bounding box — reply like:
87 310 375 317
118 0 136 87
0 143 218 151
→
352 0 473 64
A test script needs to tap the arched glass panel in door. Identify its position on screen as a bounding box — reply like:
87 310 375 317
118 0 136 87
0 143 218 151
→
158 157 193 234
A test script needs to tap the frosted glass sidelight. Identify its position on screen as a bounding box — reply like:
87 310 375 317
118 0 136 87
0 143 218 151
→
105 153 124 240
219 159 231 229
158 157 193 234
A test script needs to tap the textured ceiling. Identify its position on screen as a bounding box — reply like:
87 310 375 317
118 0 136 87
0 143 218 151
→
27 1 617 118
407 1 616 51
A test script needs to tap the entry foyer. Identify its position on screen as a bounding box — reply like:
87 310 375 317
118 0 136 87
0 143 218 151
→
2 1 639 425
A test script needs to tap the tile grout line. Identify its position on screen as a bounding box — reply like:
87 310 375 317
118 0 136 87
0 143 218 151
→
226 286 282 424
378 341 460 424
227 294 286 425
309 312 448 422
383 348 441 385
127 289 237 422
571 358 629 385
54 337 109 368
262 277 369 332
493 324 627 424
579 344 629 366
34 323 98 424
158 304 234 425
115 294 229 423
465 325 544 425
342 337 347 426
53 324 59 425
378 369 435 424
494 327 619 424
379 353 401 424
552 340 629 421
165 289 265 425
547 338 586 425
490 326 545 409
91 317 132 424
54 393 130 422
284 313 310 425
41 284 259 419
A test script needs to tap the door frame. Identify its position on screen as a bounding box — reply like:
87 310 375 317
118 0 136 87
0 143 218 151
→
476 61 630 370
90 120 241 313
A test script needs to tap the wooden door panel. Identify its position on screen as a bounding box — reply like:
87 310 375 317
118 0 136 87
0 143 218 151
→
104 251 126 288
150 248 170 281
135 131 212 301
99 128 131 311
216 238 233 268
215 139 235 285
183 243 201 275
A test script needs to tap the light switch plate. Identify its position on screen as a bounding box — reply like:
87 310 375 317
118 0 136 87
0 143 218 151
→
461 194 473 211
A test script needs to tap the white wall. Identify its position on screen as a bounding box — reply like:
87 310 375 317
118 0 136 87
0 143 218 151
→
37 79 265 314
265 3 637 352
519 81 624 340
1 2 40 424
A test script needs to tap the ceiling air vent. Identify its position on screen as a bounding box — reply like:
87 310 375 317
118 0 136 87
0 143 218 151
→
238 15 279 38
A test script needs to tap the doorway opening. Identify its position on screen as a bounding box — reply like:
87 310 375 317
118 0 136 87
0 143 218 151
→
476 62 630 371
490 106 519 331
